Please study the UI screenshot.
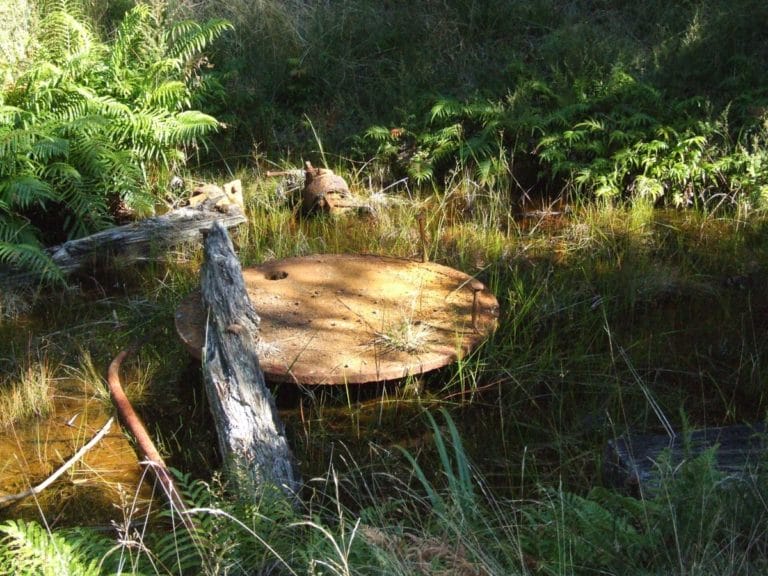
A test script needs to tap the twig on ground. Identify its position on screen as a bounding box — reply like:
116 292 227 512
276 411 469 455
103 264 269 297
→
0 418 114 507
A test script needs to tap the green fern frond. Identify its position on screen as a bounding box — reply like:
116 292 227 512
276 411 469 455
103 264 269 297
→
167 110 220 146
168 18 233 64
37 4 95 65
364 125 394 141
146 80 190 110
574 118 605 132
72 87 131 118
458 134 496 164
407 155 434 185
0 105 23 125
476 157 509 187
430 98 463 121
42 160 81 184
0 127 38 160
0 212 37 244
109 3 155 71
30 135 69 161
1 176 55 210
0 519 99 576
143 58 184 90
0 0 227 279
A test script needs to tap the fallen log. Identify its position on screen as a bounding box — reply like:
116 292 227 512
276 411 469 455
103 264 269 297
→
200 221 299 499
604 423 768 494
0 205 246 287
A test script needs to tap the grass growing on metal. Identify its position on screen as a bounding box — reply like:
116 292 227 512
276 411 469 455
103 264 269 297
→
374 311 435 355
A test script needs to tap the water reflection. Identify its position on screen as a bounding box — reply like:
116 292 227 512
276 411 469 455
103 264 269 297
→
0 379 152 527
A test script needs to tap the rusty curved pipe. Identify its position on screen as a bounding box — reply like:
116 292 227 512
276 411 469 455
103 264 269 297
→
107 347 192 527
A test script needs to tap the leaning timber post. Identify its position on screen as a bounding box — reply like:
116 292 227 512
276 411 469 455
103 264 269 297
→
200 221 299 500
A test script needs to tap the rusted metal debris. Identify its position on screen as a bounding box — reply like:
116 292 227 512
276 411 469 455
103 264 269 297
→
176 253 499 385
268 162 368 215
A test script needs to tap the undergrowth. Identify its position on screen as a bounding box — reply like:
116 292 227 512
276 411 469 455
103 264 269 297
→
0 0 230 279
0 170 766 573
1 0 768 574
2 411 767 575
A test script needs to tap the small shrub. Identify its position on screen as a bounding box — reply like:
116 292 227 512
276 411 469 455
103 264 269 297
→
0 358 54 428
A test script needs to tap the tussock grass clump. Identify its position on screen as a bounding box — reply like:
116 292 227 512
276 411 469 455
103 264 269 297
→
374 318 434 355
0 358 55 428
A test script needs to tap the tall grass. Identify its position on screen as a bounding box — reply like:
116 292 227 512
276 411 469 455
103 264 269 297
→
5 408 764 574
0 357 55 428
0 171 766 572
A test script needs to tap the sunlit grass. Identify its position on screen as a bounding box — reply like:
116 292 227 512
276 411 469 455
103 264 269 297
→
374 318 434 354
0 358 56 428
0 157 767 573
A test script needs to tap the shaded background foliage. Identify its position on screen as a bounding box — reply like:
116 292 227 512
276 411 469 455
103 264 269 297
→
184 0 768 150
158 0 768 210
3 0 768 281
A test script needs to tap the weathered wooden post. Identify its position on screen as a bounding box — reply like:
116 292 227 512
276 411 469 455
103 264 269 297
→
200 221 299 498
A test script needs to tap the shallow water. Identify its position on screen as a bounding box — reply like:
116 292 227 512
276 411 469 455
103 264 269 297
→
0 379 153 527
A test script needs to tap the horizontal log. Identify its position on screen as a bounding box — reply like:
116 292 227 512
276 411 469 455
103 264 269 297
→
0 206 246 287
604 423 767 493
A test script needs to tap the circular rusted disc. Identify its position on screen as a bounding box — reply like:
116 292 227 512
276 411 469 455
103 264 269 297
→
175 254 498 384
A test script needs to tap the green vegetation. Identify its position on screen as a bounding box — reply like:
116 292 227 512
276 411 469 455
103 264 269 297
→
1 0 768 574
0 0 229 279
0 357 54 428
1 177 766 574
189 0 768 206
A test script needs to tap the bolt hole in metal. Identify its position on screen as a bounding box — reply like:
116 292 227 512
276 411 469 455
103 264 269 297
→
175 254 499 384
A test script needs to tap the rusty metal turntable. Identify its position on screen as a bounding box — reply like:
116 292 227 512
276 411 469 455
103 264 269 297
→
175 254 498 384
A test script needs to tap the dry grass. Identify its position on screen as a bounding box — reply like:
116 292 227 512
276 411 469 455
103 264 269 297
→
374 318 434 354
0 357 55 428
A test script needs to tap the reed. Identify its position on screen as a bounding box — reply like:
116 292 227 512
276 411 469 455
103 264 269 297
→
0 357 55 428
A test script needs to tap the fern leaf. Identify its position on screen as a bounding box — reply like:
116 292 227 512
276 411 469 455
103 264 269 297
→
430 98 463 121
166 110 220 146
38 5 95 65
146 80 190 110
0 242 61 281
0 127 37 160
0 105 24 125
30 135 69 161
364 125 393 141
0 519 99 576
168 18 233 64
42 160 81 184
0 176 55 209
